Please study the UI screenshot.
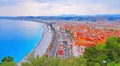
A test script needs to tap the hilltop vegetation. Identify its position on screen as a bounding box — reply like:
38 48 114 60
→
0 37 120 66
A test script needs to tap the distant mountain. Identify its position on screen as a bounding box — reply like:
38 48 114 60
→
0 14 120 22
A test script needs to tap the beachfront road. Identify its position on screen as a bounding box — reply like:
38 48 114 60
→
62 32 70 59
63 41 70 59
50 31 59 57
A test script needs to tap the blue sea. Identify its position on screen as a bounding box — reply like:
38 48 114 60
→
0 20 44 62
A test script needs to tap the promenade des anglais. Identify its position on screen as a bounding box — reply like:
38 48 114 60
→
0 0 120 66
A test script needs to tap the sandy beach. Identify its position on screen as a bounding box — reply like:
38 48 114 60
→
18 23 53 65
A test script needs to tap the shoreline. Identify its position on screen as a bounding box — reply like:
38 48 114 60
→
18 23 53 65
32 24 53 57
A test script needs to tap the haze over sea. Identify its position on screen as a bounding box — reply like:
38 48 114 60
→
0 20 44 62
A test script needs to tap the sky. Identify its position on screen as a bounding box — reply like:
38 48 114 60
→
0 0 120 16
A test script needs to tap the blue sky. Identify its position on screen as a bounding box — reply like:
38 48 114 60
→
0 0 120 16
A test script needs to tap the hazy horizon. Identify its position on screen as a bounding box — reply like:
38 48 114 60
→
0 0 120 16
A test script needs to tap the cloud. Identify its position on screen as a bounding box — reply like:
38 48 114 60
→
1 0 9 2
0 0 120 16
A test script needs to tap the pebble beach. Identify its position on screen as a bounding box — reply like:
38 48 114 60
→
18 24 53 65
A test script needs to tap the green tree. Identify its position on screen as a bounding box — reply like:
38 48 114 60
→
96 44 106 50
117 37 120 43
0 62 16 66
2 56 13 63
95 63 100 66
106 36 118 49
107 62 115 66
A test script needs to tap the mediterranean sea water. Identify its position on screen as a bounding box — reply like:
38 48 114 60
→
0 20 44 62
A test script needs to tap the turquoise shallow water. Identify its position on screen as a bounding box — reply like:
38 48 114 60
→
0 20 44 62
